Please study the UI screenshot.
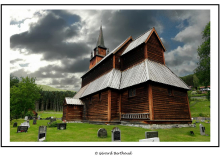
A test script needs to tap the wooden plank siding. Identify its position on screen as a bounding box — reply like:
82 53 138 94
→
121 43 145 71
121 84 149 114
151 83 191 120
66 105 83 121
147 32 165 64
82 55 113 87
82 90 109 121
115 39 133 70
111 90 120 121
62 106 67 121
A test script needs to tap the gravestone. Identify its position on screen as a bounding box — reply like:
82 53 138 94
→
145 131 158 139
20 121 30 128
190 131 194 135
139 137 160 142
97 128 107 138
17 126 28 133
199 124 206 135
111 127 121 142
57 123 66 130
13 122 17 127
24 116 28 121
33 118 37 125
38 126 47 142
38 116 40 120
50 118 56 123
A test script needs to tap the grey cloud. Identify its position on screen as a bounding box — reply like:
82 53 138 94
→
10 58 23 64
10 11 90 61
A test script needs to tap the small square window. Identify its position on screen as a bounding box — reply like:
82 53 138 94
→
168 88 173 96
128 88 136 97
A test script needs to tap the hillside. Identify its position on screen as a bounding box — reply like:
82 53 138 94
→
37 84 75 92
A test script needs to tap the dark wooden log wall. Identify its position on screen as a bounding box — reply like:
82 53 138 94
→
121 84 149 114
114 39 132 70
98 47 106 56
152 83 191 120
62 106 67 121
82 55 113 87
82 90 109 121
65 105 83 121
111 90 120 121
121 44 145 71
147 32 165 64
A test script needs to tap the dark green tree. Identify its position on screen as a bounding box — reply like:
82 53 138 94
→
10 76 41 120
195 22 210 87
10 74 19 88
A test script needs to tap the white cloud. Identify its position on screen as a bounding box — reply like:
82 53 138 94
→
166 10 210 76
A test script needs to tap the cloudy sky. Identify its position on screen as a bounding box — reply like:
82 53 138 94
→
9 9 210 91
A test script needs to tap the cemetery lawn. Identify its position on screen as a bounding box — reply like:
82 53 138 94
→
37 111 63 119
10 119 210 142
190 99 210 117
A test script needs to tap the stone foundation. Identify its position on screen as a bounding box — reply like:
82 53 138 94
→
120 123 196 129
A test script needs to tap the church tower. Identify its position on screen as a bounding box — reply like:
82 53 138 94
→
89 25 108 69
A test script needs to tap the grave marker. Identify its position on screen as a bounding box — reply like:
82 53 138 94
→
38 126 47 142
57 123 66 130
17 126 28 133
38 116 40 120
13 122 17 127
24 116 28 121
20 121 30 128
139 137 160 142
111 127 121 142
97 128 107 138
33 119 37 125
145 131 158 139
190 131 194 135
199 124 206 135
50 118 56 123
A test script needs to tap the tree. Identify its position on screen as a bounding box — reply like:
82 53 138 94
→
193 74 199 89
10 74 19 88
195 22 210 87
10 76 41 120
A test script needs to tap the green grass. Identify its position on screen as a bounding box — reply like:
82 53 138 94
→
37 111 63 118
10 99 211 142
190 99 210 117
37 84 75 92
10 119 210 142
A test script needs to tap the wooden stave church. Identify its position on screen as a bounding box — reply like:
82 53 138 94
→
63 26 192 124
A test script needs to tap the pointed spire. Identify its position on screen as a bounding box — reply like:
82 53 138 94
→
96 25 106 49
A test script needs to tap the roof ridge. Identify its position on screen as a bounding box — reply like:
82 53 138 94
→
132 28 153 41
81 36 132 78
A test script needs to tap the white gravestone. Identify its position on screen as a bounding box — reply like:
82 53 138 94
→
139 137 160 142
24 116 28 121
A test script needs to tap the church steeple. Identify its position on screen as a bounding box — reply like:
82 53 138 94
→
89 25 108 69
95 25 106 49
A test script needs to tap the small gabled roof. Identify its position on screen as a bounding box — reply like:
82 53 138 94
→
121 28 166 56
65 97 84 105
81 36 132 78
